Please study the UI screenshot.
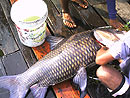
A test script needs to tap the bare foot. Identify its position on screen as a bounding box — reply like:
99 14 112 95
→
71 0 88 8
109 19 123 29
62 12 76 28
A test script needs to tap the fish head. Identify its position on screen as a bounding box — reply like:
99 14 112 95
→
93 28 123 48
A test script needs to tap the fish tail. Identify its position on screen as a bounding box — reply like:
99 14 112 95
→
30 83 48 98
0 75 28 98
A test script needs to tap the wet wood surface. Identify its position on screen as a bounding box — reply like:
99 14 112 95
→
116 0 130 22
0 3 18 55
0 0 130 98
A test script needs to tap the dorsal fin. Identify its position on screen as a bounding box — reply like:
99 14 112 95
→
46 35 64 50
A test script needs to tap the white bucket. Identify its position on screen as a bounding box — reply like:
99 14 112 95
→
10 0 48 47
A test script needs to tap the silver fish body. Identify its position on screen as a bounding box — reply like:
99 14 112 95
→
23 31 100 86
0 30 101 98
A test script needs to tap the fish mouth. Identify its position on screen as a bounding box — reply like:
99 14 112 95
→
94 29 120 47
95 30 119 41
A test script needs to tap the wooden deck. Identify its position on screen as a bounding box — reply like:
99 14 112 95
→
0 0 130 98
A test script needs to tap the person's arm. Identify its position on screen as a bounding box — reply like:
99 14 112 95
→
96 46 115 65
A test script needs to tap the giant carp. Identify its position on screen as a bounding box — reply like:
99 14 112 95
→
0 30 101 98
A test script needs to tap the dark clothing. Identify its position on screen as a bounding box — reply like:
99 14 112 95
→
106 0 117 19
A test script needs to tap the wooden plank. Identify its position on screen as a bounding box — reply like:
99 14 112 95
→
87 0 106 5
2 0 37 67
53 80 90 98
0 2 18 55
70 2 107 29
116 0 130 23
2 51 28 75
92 3 110 25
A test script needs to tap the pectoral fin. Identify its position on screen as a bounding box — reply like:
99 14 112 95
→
30 84 48 98
73 67 87 98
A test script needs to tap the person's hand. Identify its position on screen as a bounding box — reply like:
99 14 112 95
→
96 46 108 57
96 46 114 65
